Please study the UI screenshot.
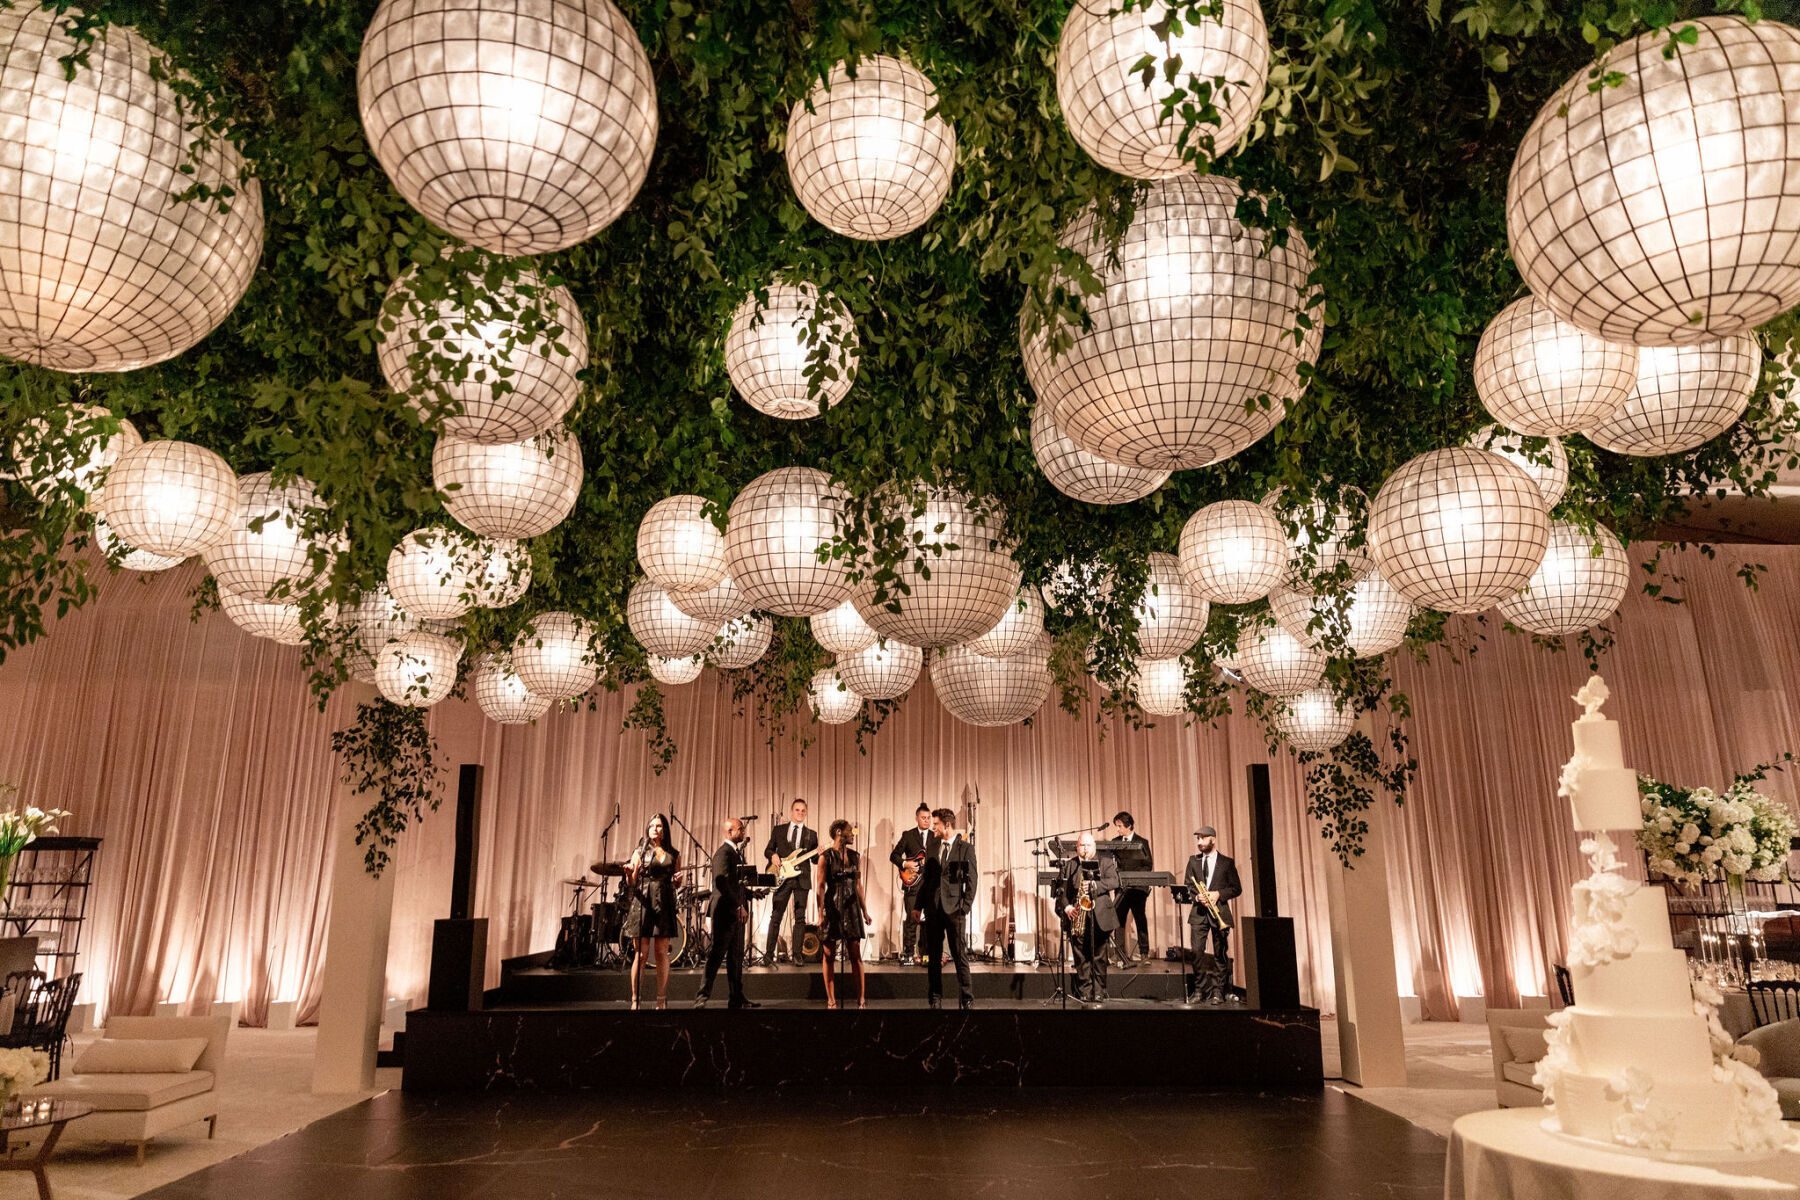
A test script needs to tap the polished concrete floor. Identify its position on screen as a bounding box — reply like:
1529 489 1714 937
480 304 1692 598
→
134 1086 1445 1200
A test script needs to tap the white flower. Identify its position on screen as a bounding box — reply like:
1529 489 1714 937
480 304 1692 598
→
1680 822 1701 844
1656 815 1673 832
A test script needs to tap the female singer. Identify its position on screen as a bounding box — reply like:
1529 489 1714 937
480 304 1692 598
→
623 813 679 1009
817 819 872 1009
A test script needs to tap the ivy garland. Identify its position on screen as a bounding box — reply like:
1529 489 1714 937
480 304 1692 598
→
2 0 1796 872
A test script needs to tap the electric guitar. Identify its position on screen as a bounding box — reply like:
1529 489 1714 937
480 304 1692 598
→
897 851 926 888
772 842 824 883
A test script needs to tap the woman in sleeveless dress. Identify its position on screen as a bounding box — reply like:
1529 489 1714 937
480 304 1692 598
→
624 813 679 1009
817 819 871 1009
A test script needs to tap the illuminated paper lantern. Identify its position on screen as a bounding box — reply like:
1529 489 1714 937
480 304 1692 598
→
667 570 752 626
433 425 582 539
12 405 141 507
1472 296 1638 435
1127 552 1209 661
97 440 239 558
1583 336 1761 457
1467 424 1568 509
1177 499 1286 604
810 599 877 656
510 610 601 700
851 488 1020 648
636 494 727 594
723 466 850 617
218 589 332 647
351 584 455 660
1274 688 1355 752
931 634 1053 727
1269 567 1414 658
204 472 336 599
967 585 1045 659
386 528 477 620
1029 403 1168 505
1497 521 1630 636
473 653 552 724
627 578 717 658
724 281 859 419
1263 487 1371 596
375 630 462 707
1236 624 1326 697
809 668 862 724
708 615 773 670
1132 655 1193 717
836 637 922 701
95 516 183 572
646 654 703 686
472 537 532 608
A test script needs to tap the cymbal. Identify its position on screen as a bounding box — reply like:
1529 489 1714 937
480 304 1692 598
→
588 862 628 877
561 877 598 887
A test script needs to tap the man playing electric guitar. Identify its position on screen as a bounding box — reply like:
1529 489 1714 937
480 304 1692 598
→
762 798 819 969
888 803 931 965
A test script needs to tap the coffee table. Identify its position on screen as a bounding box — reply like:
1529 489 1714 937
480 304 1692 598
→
1 1097 92 1200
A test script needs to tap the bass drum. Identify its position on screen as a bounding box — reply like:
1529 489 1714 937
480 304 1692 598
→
618 921 691 965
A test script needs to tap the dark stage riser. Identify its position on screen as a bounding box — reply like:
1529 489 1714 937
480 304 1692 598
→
402 1006 1324 1089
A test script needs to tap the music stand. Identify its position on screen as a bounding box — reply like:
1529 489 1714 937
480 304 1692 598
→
1171 884 1197 1004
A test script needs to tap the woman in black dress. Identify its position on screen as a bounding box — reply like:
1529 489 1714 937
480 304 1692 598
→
817 819 872 1009
624 813 679 1009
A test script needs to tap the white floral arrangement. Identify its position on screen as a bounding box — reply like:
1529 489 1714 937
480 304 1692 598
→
0 791 70 859
1637 774 1797 889
0 1047 48 1095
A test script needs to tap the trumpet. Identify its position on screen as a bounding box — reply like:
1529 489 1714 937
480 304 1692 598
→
1197 885 1224 926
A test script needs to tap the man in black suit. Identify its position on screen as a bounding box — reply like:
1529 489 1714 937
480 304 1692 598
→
695 817 758 1009
1109 811 1152 964
888 803 931 964
1058 831 1120 1005
762 798 817 968
921 807 976 1009
1184 825 1242 1005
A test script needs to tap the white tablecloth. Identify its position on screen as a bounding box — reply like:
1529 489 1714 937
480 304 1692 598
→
1446 1109 1800 1200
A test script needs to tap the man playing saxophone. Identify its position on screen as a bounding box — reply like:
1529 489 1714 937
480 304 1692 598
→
1057 832 1120 1006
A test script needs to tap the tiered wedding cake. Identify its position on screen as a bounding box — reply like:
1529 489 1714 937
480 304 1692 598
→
1535 677 1787 1156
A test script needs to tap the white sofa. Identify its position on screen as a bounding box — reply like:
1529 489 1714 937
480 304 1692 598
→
26 1014 231 1164
1486 1008 1552 1108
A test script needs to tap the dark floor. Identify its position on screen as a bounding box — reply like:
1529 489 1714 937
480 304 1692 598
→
138 1086 1445 1200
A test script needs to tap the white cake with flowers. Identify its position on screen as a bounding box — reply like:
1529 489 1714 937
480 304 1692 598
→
1534 676 1789 1157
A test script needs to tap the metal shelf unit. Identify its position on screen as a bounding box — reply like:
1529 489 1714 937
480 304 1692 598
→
3 836 99 979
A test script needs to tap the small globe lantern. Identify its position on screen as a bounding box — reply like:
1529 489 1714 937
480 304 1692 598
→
708 615 773 670
386 528 478 620
219 589 329 647
1029 403 1168 505
667 571 753 626
837 637 923 701
1235 624 1327 697
472 537 532 608
97 440 240 559
967 585 1045 659
1497 521 1630 636
12 405 142 507
474 653 552 724
433 426 583 539
1177 500 1287 604
375 630 462 708
724 282 860 419
810 599 878 656
510 611 601 700
95 516 184 572
809 668 863 724
637 495 727 594
931 635 1054 727
1274 688 1355 752
1127 552 1209 661
204 472 336 599
1132 656 1194 717
723 467 851 617
627 579 718 658
1467 424 1568 509
850 488 1021 648
646 654 704 686
1263 487 1372 596
1472 296 1638 435
1583 337 1762 457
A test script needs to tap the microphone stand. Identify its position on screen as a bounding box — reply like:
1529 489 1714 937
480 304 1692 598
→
594 803 622 969
667 808 709 967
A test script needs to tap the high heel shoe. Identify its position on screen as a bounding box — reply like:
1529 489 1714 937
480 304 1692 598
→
655 997 667 1010
630 999 639 1011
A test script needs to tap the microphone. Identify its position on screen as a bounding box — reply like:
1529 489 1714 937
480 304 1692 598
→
1095 823 1110 833
739 814 759 822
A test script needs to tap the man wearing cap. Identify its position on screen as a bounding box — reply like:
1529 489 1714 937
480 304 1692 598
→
1184 826 1241 1004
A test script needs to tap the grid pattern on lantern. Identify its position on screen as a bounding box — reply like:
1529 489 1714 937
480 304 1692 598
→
1507 16 1800 346
1472 296 1638 435
968 585 1045 659
724 467 851 617
1268 588 1333 649
708 615 772 670
627 578 718 658
1056 0 1270 179
1177 499 1287 604
724 282 860 419
1236 625 1327 697
474 653 552 723
1468 424 1569 509
378 270 588 444
647 654 704 686
218 588 310 646
1263 487 1372 596
96 517 182 572
810 599 877 656
387 528 477 620
204 472 330 600
784 55 956 241
1345 569 1416 658
837 637 922 701
931 637 1052 727
375 631 461 707
434 425 583 538
1369 448 1552 614
0 9 264 372
1044 174 1318 471
667 571 752 625
356 0 657 257
510 611 599 699
852 489 1021 648
1584 336 1761 457
809 668 863 724
1275 689 1355 752
98 441 241 559
636 494 727 594
12 405 142 504
1130 552 1209 660
1132 655 1191 717
474 537 532 608
351 585 455 658
1029 403 1169 504
1498 521 1630 636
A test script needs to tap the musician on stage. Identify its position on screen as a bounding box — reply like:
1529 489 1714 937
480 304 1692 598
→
762 797 817 969
889 803 931 965
921 807 976 1010
623 813 679 1010
1184 825 1242 1005
694 817 758 1010
1109 811 1152 965
818 820 872 1009
1058 832 1120 1005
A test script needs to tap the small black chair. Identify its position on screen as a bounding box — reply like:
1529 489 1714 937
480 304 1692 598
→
0 971 80 1078
1748 979 1800 1029
1553 963 1574 1008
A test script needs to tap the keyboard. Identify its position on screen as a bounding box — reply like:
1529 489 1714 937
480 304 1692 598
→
1035 869 1175 888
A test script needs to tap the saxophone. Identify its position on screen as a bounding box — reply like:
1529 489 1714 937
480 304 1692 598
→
1071 869 1093 937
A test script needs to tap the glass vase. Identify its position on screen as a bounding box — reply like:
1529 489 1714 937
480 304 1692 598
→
0 853 14 916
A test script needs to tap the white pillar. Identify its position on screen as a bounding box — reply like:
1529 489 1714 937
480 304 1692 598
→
312 789 398 1094
1322 741 1407 1088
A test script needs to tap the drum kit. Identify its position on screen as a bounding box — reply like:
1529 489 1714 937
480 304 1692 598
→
550 860 717 970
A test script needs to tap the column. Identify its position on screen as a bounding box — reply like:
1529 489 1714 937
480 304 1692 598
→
1322 743 1407 1087
312 787 398 1094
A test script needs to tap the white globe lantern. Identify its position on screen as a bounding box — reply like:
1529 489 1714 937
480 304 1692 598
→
837 637 923 701
1472 296 1639 435
357 0 657 256
1583 336 1762 457
375 630 462 708
472 537 532 608
378 268 588 443
219 589 330 647
627 579 717 658
724 282 860 419
1497 521 1630 636
968 585 1045 659
1177 500 1287 604
851 488 1021 648
0 8 263 372
474 653 552 724
95 516 183 572
723 467 850 617
1507 16 1800 346
810 599 878 656
809 668 863 724
646 654 704 686
511 611 601 700
708 615 773 670
1236 624 1326 697
1369 447 1552 613
1274 688 1355 752
387 528 477 620
1132 655 1193 717
1263 487 1372 596
1127 552 1209 660
97 440 240 559
1467 424 1569 509
636 494 727 594
351 584 454 659
12 405 141 507
1344 568 1415 658
1036 174 1318 470
1057 0 1270 178
204 472 335 599
785 55 956 241
667 571 752 626
433 425 583 539
1029 403 1168 504
931 635 1053 727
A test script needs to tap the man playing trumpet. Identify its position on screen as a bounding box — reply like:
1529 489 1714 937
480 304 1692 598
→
1184 825 1242 1005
